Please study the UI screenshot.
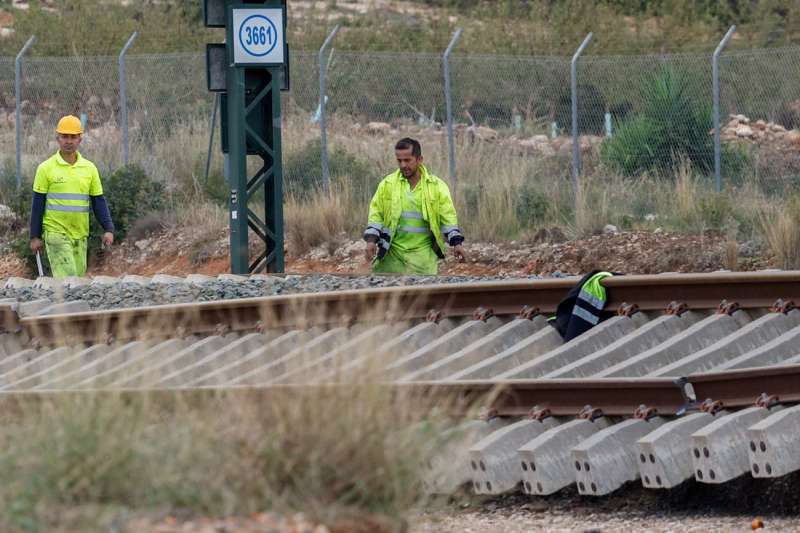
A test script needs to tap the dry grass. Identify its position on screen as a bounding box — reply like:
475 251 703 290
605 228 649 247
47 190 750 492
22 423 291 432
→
284 188 357 256
0 295 489 531
0 367 461 531
757 199 800 269
724 239 740 271
174 200 228 241
673 158 701 227
5 110 800 270
172 200 228 265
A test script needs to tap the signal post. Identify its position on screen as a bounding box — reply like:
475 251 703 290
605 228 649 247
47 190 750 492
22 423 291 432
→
204 0 288 273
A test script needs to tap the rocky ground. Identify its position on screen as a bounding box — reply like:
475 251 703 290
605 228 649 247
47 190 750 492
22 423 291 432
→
0 273 542 310
0 225 772 311
411 477 800 532
0 226 767 280
411 507 791 532
290 229 767 277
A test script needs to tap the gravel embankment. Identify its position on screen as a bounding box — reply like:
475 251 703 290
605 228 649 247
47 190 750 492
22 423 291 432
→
412 509 794 532
413 479 800 533
0 274 544 311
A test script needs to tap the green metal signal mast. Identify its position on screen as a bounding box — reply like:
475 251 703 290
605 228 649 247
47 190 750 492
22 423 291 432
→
203 0 288 274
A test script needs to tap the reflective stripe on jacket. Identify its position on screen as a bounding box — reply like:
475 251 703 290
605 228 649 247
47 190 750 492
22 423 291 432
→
33 151 103 240
550 270 614 342
364 165 461 259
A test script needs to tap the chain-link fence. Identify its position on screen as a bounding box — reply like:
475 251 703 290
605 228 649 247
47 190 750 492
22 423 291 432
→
3 43 800 196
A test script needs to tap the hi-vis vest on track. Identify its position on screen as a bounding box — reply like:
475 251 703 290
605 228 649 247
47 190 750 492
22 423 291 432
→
550 270 614 342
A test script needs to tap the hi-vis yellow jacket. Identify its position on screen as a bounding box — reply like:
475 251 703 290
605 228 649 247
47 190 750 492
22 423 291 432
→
364 164 463 258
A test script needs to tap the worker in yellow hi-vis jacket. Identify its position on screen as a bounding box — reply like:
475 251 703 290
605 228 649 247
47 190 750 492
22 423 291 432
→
363 138 466 275
29 115 115 278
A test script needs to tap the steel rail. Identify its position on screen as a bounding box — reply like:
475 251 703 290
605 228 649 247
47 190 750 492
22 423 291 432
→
689 363 800 408
15 271 800 345
18 278 577 343
603 271 800 311
401 378 690 417
4 364 800 418
0 379 692 417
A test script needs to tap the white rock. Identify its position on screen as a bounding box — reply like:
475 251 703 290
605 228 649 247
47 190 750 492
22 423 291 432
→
519 136 556 157
735 124 754 137
0 204 13 220
33 276 60 289
4 277 34 289
365 122 391 135
186 274 215 284
91 276 120 285
150 274 186 284
603 224 618 234
61 276 90 288
644 213 657 221
134 238 151 251
475 126 498 140
120 274 151 285
217 273 249 282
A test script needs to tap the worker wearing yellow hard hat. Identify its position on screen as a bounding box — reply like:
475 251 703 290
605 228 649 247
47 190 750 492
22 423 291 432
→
29 115 115 278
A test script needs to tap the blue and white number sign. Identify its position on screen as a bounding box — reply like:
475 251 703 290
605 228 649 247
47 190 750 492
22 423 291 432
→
232 8 285 65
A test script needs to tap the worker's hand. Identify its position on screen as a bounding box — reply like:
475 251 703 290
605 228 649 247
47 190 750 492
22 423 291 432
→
102 232 114 248
365 241 378 263
30 238 43 253
452 244 467 262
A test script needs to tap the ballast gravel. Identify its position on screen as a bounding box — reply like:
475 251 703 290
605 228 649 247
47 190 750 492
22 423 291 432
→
412 509 796 532
413 477 800 532
0 274 545 311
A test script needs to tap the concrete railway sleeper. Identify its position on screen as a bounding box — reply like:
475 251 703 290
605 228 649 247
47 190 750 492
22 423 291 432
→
0 272 797 501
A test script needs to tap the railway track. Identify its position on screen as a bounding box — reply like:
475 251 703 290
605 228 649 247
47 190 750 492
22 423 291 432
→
1 271 800 500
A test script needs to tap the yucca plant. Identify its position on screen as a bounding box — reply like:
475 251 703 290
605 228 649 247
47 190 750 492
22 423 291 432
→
601 65 716 175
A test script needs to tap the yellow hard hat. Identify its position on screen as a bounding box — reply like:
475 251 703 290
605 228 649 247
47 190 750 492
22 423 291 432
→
56 115 83 135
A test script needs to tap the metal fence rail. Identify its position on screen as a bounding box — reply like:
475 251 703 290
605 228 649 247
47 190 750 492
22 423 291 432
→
2 39 799 197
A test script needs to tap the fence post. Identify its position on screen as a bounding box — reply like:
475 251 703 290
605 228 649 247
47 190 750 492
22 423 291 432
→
713 25 736 193
14 35 35 190
119 31 138 167
443 27 462 197
205 93 220 186
319 25 339 194
571 33 593 196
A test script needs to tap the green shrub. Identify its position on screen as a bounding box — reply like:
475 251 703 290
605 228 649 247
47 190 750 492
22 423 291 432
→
0 164 40 276
599 115 659 175
600 65 749 177
0 162 31 224
697 192 733 230
202 171 229 206
89 165 166 253
458 183 481 218
515 184 549 226
721 144 751 184
284 139 375 202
